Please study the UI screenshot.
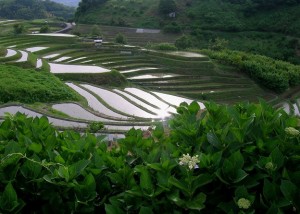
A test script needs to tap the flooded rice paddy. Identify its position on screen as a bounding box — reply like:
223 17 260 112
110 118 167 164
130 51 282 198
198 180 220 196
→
49 63 110 73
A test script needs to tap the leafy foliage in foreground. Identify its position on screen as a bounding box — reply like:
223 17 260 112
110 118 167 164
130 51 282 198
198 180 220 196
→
201 49 300 92
0 64 80 103
0 101 300 213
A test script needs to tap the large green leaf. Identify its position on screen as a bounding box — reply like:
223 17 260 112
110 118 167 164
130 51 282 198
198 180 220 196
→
105 204 125 214
280 180 297 202
135 166 154 196
186 193 206 211
168 177 189 194
139 206 153 214
68 159 90 180
270 147 284 169
188 101 200 114
0 182 19 212
207 131 222 149
20 155 42 179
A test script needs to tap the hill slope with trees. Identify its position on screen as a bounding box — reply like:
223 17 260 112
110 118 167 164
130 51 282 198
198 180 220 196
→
74 0 300 64
0 0 75 20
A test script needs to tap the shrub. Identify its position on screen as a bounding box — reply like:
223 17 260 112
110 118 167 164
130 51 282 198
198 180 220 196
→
115 33 127 44
201 49 300 92
13 24 25 35
87 121 104 133
163 22 181 33
175 35 192 50
40 25 50 33
0 101 300 213
91 25 102 37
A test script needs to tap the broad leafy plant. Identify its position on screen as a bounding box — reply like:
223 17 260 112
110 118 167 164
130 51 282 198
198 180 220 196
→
0 100 300 213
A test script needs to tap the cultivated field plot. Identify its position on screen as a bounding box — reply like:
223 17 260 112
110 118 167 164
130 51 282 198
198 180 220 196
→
0 34 284 132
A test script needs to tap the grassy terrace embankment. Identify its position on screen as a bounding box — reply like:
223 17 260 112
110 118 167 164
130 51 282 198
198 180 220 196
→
0 64 80 103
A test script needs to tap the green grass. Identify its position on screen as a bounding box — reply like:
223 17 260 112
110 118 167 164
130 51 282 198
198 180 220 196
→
0 47 6 56
55 70 128 87
0 64 80 103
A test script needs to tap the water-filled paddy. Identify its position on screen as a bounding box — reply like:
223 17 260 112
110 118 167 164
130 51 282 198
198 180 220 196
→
49 63 110 73
152 91 206 109
166 51 206 58
67 57 87 63
128 74 178 79
4 49 17 57
54 56 72 62
82 84 158 118
52 103 119 122
124 88 176 114
25 47 48 52
30 33 76 37
121 67 159 73
16 50 28 62
0 106 87 128
66 83 129 119
43 53 61 59
36 59 42 68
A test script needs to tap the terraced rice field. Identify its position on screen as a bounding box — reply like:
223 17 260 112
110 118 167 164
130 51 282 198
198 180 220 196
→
0 33 294 134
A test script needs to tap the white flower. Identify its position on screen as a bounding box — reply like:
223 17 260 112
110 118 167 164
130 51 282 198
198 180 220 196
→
237 198 251 209
179 153 200 170
285 127 300 136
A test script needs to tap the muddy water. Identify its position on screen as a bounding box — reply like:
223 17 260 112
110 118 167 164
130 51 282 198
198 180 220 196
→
167 51 205 58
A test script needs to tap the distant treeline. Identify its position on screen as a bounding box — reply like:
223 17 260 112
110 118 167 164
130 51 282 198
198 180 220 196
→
0 0 75 20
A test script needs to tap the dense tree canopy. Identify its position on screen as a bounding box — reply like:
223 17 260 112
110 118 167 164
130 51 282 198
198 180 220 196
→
0 0 75 20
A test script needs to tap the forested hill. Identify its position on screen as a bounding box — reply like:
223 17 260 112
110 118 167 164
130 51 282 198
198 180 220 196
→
0 0 75 20
74 0 300 36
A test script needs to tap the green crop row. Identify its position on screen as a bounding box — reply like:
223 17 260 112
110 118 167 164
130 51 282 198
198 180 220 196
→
0 101 299 213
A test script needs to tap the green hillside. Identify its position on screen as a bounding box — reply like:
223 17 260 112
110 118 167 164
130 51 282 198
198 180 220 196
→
74 0 300 35
74 0 300 63
0 0 75 20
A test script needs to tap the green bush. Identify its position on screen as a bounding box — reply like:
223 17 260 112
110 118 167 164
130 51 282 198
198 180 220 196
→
87 121 104 133
40 25 50 33
13 24 25 35
175 35 192 50
163 22 181 33
0 101 300 213
115 33 127 44
201 49 300 92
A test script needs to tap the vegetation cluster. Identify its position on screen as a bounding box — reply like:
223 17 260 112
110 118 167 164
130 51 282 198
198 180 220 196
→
0 65 80 103
201 49 300 92
0 101 299 213
0 0 75 20
73 0 300 64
